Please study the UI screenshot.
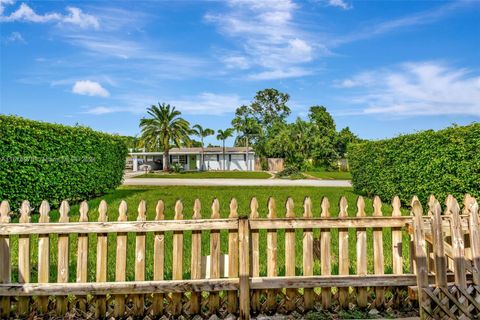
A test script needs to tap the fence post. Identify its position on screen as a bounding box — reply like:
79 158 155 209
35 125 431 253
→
38 200 50 314
266 197 278 314
356 196 367 308
114 200 128 317
133 200 147 316
190 199 202 315
373 196 385 308
0 201 11 318
338 196 349 308
429 197 447 288
153 200 165 316
95 200 108 318
209 198 221 314
285 198 296 312
249 198 260 314
228 199 239 314
238 216 250 320
411 198 430 319
303 197 314 310
448 195 467 289
56 200 70 316
466 196 480 285
172 200 184 316
320 197 332 309
76 201 89 312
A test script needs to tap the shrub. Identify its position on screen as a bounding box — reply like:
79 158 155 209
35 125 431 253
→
171 163 184 173
348 123 480 205
276 166 305 180
0 115 128 211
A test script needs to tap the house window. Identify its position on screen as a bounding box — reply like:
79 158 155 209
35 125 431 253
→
171 155 187 164
217 154 220 161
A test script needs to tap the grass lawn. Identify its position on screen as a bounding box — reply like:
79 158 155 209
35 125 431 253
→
133 171 272 179
305 171 352 180
7 186 411 285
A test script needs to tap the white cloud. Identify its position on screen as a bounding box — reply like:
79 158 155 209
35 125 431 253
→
170 93 246 115
72 80 109 97
249 67 311 80
205 0 316 80
336 62 480 116
327 0 351 10
5 31 25 43
0 2 99 28
83 106 119 115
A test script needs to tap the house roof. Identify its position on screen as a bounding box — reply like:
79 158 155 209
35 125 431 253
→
129 147 254 156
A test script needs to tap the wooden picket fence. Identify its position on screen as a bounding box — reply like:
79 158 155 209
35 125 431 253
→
0 194 478 319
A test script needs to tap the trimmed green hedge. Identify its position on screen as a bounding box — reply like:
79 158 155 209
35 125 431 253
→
348 124 480 205
0 115 128 211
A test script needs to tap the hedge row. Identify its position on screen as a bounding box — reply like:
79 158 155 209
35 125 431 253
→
348 123 480 205
0 115 128 211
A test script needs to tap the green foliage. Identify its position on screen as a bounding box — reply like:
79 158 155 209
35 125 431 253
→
170 163 184 173
0 115 127 211
348 123 480 204
275 166 306 179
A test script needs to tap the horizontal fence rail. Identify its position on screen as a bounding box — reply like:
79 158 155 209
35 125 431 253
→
0 194 478 319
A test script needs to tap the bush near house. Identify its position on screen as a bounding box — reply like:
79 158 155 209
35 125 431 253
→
0 115 127 211
348 123 480 205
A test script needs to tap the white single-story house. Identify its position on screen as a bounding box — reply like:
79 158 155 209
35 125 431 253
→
129 147 255 172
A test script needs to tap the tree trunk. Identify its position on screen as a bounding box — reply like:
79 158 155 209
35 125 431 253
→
223 140 226 171
163 149 170 172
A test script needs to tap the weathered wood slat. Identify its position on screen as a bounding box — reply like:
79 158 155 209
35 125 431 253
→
249 216 411 230
373 196 385 307
228 199 239 314
0 279 239 295
76 201 89 312
190 199 202 315
266 197 278 313
95 200 108 319
171 200 184 316
448 196 467 289
430 198 447 288
0 201 11 317
114 200 128 317
38 200 50 313
338 197 349 308
56 201 70 316
303 197 314 310
285 198 296 312
467 196 480 285
238 217 250 320
249 198 261 314
250 274 417 289
0 219 238 235
412 198 430 315
152 200 165 316
356 197 367 308
209 199 221 314
320 197 332 309
133 200 147 315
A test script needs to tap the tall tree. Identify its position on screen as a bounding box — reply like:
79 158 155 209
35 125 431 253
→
139 103 191 172
216 128 234 170
191 124 214 171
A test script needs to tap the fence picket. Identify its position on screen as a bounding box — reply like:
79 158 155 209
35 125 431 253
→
95 200 108 318
356 196 367 308
448 195 466 289
18 201 31 316
338 196 349 308
429 197 447 287
267 197 278 313
76 201 89 312
152 200 165 316
373 196 385 307
238 216 250 320
285 197 296 311
466 196 480 285
209 198 221 314
171 200 184 316
114 200 128 317
38 200 50 313
228 198 239 314
0 201 11 317
56 201 70 316
249 197 261 314
320 197 331 309
303 197 314 310
190 199 202 314
133 200 147 315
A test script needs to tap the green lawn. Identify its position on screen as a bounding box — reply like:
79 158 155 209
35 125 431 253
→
305 171 352 180
7 186 411 284
133 171 272 179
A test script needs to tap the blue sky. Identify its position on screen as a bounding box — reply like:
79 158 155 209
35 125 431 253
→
1 0 479 146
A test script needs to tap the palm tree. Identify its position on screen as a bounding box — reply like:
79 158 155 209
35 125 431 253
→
191 124 214 171
140 103 191 172
216 128 234 170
